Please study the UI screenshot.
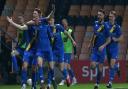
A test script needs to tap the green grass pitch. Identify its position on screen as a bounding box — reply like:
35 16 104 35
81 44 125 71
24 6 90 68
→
0 83 128 89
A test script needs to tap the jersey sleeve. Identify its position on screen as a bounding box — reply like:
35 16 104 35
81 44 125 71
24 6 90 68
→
47 26 53 39
56 24 65 32
115 25 122 38
40 17 47 24
104 22 110 38
111 25 122 38
93 21 98 34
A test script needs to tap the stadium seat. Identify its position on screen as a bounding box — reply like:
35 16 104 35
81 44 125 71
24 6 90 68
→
68 5 80 16
75 25 85 32
5 0 17 6
103 5 114 15
80 5 91 16
114 5 125 16
91 5 103 16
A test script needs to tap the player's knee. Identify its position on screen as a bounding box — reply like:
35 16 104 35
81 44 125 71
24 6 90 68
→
11 50 16 56
90 62 96 70
60 63 65 71
98 64 103 71
49 61 55 69
32 66 36 72
37 56 43 65
90 65 96 70
60 66 64 71
110 59 116 68
22 62 28 70
67 64 71 70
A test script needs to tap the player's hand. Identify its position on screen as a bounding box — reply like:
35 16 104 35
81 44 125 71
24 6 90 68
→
112 37 118 42
74 55 78 60
98 45 105 52
7 16 13 23
73 41 77 47
88 43 91 49
52 4 55 14
26 20 35 25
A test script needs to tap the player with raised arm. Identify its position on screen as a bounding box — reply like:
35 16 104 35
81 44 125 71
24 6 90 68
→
11 16 27 74
7 8 54 89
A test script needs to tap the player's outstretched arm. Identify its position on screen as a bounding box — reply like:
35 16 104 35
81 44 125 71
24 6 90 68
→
64 30 76 46
46 4 55 19
7 16 28 30
99 37 111 51
26 20 35 25
88 33 95 49
112 35 122 42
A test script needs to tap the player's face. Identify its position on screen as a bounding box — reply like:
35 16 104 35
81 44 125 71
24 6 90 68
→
33 11 39 18
48 18 55 25
109 13 115 22
97 12 104 21
18 16 24 24
62 19 68 28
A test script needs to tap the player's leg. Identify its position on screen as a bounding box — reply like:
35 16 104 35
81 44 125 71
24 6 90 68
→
107 58 116 88
97 51 105 84
11 49 19 73
47 62 57 89
67 64 77 85
107 59 119 88
59 52 71 87
36 55 45 89
58 53 68 86
95 63 103 89
90 50 97 70
31 55 37 89
106 48 111 67
95 49 105 89
36 51 45 83
58 64 67 86
21 51 30 89
66 53 77 85
107 49 119 88
46 50 57 89
90 49 100 89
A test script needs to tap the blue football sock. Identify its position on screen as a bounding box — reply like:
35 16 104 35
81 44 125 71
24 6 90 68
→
114 63 118 72
109 67 115 82
48 68 55 84
68 69 75 80
61 68 68 80
32 71 36 87
21 68 27 85
109 63 119 83
38 67 44 82
47 70 51 85
96 70 102 84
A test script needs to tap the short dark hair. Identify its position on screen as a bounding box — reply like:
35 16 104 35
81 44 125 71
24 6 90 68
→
98 9 105 15
47 17 54 21
34 8 42 15
110 10 116 17
62 18 68 23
